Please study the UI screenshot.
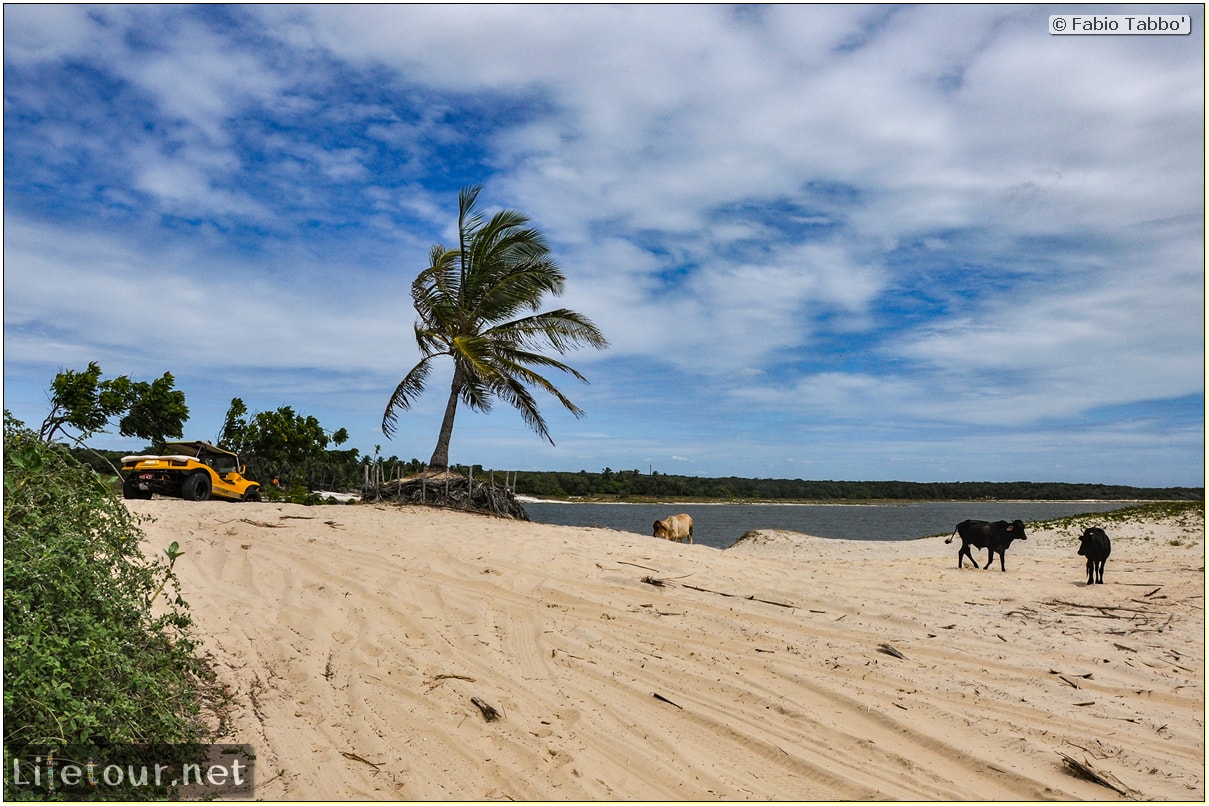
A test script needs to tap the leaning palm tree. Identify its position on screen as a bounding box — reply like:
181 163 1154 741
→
382 185 609 470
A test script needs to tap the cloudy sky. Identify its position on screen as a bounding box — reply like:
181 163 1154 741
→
4 5 1204 486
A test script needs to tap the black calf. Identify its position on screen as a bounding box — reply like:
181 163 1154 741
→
1077 527 1111 584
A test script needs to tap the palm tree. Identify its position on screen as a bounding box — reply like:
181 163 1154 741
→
382 185 609 470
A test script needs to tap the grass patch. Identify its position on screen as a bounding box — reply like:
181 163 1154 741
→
1037 500 1205 532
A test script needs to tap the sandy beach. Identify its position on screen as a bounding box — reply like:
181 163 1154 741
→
128 499 1204 801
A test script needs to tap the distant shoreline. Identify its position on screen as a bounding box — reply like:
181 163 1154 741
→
517 495 1161 506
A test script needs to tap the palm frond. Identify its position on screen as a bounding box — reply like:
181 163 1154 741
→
494 375 555 444
450 335 501 413
491 344 592 384
487 308 609 353
382 356 438 438
457 185 485 270
413 324 449 358
469 209 538 273
412 247 462 331
492 352 591 414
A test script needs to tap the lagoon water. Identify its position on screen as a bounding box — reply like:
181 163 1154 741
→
523 500 1138 550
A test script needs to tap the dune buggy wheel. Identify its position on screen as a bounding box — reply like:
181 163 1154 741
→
242 488 262 503
181 472 212 501
123 478 153 500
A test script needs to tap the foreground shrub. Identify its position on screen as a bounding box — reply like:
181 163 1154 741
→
3 414 204 799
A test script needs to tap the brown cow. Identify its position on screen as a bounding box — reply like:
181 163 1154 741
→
653 514 694 544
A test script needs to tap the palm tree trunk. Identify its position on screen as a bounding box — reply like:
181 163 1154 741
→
428 367 463 470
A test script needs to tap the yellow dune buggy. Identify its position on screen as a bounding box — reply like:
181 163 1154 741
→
122 441 261 502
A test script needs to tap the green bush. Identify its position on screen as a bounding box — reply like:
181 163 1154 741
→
3 414 205 799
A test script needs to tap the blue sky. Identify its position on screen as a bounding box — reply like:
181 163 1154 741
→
3 4 1204 486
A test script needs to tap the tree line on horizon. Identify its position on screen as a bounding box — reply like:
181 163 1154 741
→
508 467 1202 502
27 363 1202 505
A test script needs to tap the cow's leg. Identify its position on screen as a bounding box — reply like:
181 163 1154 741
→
958 543 973 568
1086 558 1095 585
983 549 995 570
1096 559 1105 584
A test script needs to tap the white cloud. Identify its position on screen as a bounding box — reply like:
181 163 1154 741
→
3 5 1201 483
3 218 414 384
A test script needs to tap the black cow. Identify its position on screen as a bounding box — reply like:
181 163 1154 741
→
1077 527 1111 584
945 519 1028 571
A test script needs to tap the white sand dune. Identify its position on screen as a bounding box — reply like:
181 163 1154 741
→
129 499 1204 800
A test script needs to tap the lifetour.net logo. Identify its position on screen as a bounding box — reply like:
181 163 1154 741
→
6 744 255 798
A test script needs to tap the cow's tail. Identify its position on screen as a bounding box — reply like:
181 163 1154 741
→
945 527 957 544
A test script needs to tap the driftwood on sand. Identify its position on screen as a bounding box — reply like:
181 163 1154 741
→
364 470 529 520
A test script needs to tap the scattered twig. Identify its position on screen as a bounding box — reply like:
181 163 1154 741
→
1057 751 1135 797
680 582 735 598
1047 600 1150 615
341 751 381 770
617 560 660 572
877 643 906 660
424 673 476 689
1067 741 1107 759
240 518 285 528
1058 675 1080 689
652 692 683 709
680 582 795 608
745 594 795 609
471 696 501 722
638 577 794 608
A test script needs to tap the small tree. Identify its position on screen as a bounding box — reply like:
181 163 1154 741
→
218 398 251 455
39 362 133 443
38 363 189 476
219 399 347 489
119 372 189 451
